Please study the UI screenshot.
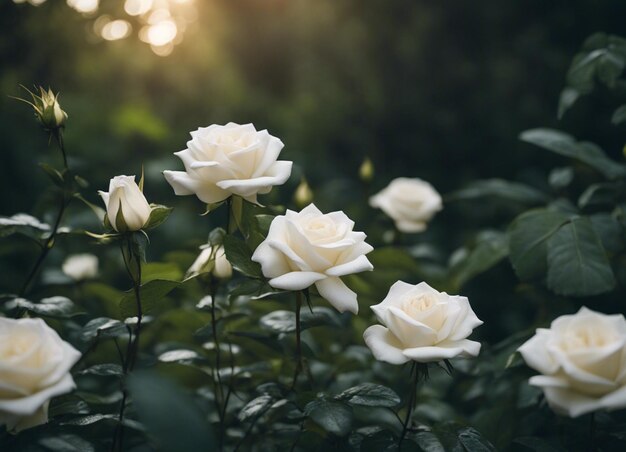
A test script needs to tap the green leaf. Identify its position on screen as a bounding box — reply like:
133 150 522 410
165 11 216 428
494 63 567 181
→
127 371 215 452
590 212 623 253
260 308 341 334
144 204 173 230
513 437 563 452
519 128 626 180
557 87 581 119
578 183 619 209
548 167 574 189
38 434 94 452
449 230 508 289
447 179 548 204
305 399 353 437
508 209 570 281
39 162 65 188
79 364 123 377
119 279 179 319
8 296 78 318
0 213 50 240
158 349 201 364
142 262 183 283
612 105 626 125
336 383 400 408
238 395 274 422
412 431 446 452
547 217 615 296
223 234 263 278
457 427 496 452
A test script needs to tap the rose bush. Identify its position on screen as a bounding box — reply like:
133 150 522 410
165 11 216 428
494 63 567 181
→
519 307 626 418
98 175 151 232
364 281 483 364
61 254 98 281
0 318 81 433
163 123 292 205
252 203 373 313
369 177 442 233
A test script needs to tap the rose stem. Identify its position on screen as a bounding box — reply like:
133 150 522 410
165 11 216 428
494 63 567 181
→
18 129 71 298
399 362 420 446
209 277 226 449
113 236 144 451
290 290 304 390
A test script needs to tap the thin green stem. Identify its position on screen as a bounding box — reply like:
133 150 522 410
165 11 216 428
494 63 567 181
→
53 129 68 171
18 197 68 297
209 278 226 450
290 291 303 391
399 362 420 447
112 237 143 452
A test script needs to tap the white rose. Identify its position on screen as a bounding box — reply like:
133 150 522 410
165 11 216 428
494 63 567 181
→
369 178 442 233
62 254 98 281
363 281 483 364
518 307 626 418
98 175 152 232
163 123 292 205
251 204 373 314
0 318 81 432
187 245 233 280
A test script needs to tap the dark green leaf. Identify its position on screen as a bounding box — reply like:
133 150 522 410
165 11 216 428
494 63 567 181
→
8 296 78 318
39 162 65 188
142 262 183 283
547 217 615 296
447 179 548 204
79 364 123 377
223 234 263 278
260 308 340 334
38 434 94 452
590 213 623 253
578 183 619 209
305 400 353 437
127 371 215 452
457 427 496 452
0 213 49 240
119 279 179 319
80 317 127 342
238 395 274 422
548 167 574 189
508 209 569 281
612 105 626 125
449 230 508 289
519 129 626 179
336 383 400 408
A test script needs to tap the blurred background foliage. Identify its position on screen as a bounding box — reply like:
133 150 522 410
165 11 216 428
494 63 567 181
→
3 2 626 449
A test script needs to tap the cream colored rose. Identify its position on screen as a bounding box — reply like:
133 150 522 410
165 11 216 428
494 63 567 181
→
251 204 373 314
187 245 233 280
98 175 152 232
163 123 292 205
519 307 626 417
369 178 442 233
363 281 482 364
62 254 98 281
0 318 81 432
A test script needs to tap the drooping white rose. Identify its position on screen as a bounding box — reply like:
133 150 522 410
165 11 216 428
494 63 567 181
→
98 175 152 232
251 204 373 314
369 178 442 233
363 281 482 364
518 307 626 418
163 123 292 205
0 318 81 432
187 245 233 280
62 254 98 281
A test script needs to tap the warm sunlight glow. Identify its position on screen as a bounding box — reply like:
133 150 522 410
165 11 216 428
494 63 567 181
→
67 0 99 14
143 20 177 46
101 20 131 41
124 0 153 16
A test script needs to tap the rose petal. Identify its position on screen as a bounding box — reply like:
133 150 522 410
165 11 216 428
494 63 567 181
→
363 325 409 365
315 277 359 314
269 271 327 291
326 255 373 277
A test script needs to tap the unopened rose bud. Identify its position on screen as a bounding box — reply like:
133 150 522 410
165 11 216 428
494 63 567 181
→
98 175 152 232
33 87 68 130
187 245 232 280
359 157 374 182
294 177 313 208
